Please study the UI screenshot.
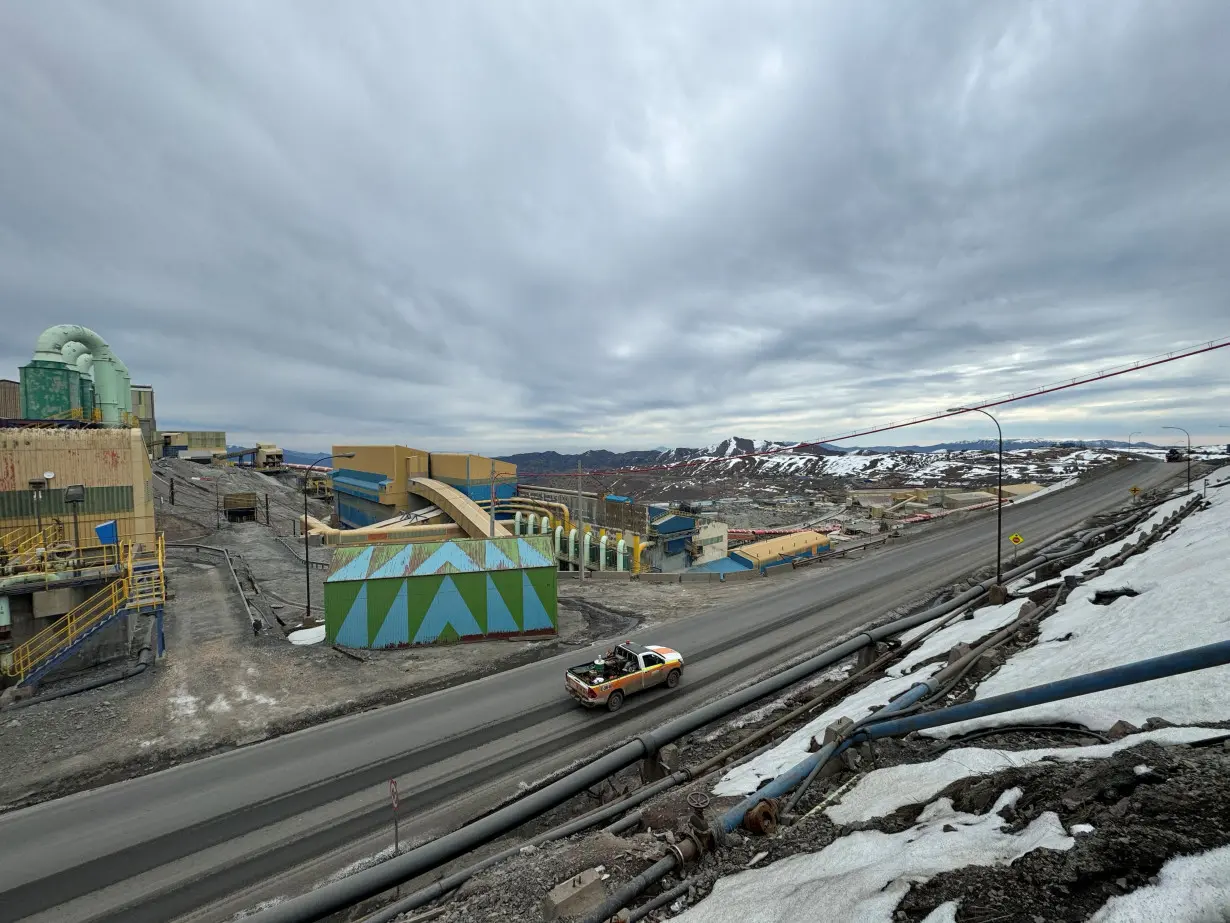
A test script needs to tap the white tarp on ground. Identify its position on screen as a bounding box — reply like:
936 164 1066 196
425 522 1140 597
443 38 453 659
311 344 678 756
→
825 727 1227 825
927 469 1230 737
673 789 1072 923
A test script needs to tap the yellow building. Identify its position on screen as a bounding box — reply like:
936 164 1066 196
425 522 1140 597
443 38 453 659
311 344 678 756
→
0 427 155 549
731 531 830 569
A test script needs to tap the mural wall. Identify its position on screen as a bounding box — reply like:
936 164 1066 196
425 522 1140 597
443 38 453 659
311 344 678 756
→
323 535 558 648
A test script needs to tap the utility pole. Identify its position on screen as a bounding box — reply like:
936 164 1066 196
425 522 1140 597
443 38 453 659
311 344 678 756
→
948 407 1004 591
489 460 496 538
1163 426 1191 493
577 459 584 578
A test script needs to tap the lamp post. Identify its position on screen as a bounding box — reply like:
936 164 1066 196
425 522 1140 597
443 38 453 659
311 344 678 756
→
304 453 355 624
1128 431 1141 453
948 407 1004 589
1162 426 1191 493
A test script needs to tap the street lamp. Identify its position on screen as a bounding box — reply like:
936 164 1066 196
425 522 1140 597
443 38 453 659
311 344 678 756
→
1162 426 1191 493
1128 431 1141 452
304 453 355 625
948 407 1004 589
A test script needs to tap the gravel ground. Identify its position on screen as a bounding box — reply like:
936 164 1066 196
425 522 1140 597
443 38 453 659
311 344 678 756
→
0 508 811 810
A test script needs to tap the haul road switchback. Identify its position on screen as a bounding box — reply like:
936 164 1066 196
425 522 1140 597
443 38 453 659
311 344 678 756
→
0 460 1184 923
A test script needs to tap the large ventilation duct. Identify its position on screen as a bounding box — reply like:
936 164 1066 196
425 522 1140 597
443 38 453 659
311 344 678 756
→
32 325 128 424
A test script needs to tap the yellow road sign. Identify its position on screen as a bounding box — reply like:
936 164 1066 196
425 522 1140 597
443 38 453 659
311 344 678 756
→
1130 486 1141 496
1009 533 1024 545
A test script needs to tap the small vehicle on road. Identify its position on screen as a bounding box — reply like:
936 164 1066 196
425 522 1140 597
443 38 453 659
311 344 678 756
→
566 641 684 712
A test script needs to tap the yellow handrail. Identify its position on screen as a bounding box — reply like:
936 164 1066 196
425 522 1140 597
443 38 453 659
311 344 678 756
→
1 579 129 680
1 532 167 682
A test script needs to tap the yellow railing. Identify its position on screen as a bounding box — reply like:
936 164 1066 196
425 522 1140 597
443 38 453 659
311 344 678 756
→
1 578 130 681
0 529 141 584
6 523 66 557
0 533 166 682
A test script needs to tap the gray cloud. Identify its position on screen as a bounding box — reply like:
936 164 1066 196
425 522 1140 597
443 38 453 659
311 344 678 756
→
1 0 1228 454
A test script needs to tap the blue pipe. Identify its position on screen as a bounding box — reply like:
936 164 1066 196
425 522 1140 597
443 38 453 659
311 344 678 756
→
723 640 1230 832
720 679 932 831
854 640 1230 741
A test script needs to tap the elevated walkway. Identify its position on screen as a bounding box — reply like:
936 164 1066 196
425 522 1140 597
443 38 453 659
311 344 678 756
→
1 535 165 687
406 477 513 539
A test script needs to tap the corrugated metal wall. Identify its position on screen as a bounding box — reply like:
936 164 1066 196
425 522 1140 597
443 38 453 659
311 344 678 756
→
324 535 558 647
0 428 155 546
19 362 82 419
0 379 19 419
324 568 558 647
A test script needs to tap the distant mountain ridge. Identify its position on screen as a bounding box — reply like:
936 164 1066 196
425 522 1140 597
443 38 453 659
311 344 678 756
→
276 437 1157 476
497 436 1155 474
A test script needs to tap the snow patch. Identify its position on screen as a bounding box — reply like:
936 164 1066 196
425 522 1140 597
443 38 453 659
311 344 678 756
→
926 489 1230 737
168 692 200 719
888 600 1028 678
1089 843 1230 922
920 902 960 923
674 789 1072 923
713 666 941 796
231 897 286 920
1071 823 1096 835
206 695 233 714
322 845 396 884
826 727 1225 824
703 664 853 742
234 685 278 707
288 625 327 645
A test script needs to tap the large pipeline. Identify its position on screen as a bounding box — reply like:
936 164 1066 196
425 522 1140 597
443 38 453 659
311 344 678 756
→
245 506 1156 923
615 638 1230 923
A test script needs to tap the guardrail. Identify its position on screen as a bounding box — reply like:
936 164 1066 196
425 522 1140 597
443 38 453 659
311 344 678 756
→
276 536 328 570
166 543 254 621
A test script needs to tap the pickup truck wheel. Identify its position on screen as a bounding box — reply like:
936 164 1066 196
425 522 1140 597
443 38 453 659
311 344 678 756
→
606 691 625 712
666 669 681 689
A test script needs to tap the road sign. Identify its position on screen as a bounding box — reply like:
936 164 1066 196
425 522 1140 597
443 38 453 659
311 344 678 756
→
390 778 400 862
1009 533 1024 546
1130 486 1141 496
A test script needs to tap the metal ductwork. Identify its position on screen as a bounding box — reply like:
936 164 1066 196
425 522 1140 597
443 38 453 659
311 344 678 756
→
32 324 129 424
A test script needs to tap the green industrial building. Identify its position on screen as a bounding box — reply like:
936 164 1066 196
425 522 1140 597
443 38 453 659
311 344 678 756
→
324 535 558 648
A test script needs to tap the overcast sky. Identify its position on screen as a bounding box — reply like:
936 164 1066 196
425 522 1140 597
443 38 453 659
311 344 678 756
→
1 1 1228 453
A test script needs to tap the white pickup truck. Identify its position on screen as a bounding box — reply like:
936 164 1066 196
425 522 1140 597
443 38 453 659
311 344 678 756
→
566 641 684 712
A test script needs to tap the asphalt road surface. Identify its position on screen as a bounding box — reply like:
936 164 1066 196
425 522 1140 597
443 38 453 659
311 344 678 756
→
0 461 1180 923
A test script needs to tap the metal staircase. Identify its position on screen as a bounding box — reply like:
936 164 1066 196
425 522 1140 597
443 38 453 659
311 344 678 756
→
1 534 165 687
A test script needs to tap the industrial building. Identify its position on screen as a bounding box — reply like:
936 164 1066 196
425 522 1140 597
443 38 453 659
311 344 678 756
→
324 535 557 647
0 379 19 420
1 326 165 691
328 446 517 528
689 530 830 575
154 430 228 461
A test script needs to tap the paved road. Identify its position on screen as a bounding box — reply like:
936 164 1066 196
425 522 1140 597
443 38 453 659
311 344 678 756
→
0 461 1179 923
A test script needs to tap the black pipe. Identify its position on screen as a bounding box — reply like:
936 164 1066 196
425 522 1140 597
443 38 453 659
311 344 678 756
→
581 855 677 923
626 878 695 922
358 774 687 923
247 513 1138 923
603 811 643 835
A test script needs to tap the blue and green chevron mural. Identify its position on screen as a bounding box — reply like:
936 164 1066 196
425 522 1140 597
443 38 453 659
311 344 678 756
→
323 535 558 648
